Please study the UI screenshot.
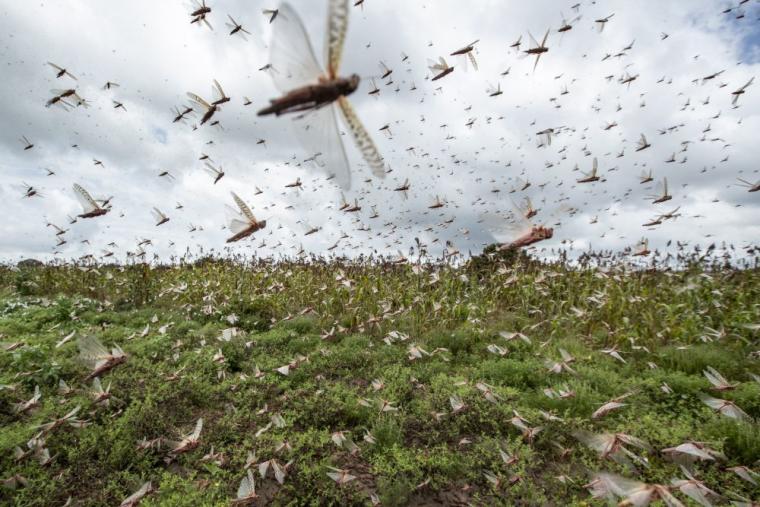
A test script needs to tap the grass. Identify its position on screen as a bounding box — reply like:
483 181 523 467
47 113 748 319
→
0 252 759 505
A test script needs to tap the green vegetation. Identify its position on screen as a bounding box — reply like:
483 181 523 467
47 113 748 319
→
0 256 758 506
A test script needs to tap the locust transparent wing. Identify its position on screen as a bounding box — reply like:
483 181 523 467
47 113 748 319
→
120 482 152 507
231 192 256 222
528 31 540 49
327 470 355 483
540 29 550 47
272 460 286 484
212 79 226 102
575 430 611 453
269 3 325 93
61 405 82 422
291 104 352 189
597 473 646 499
655 178 668 197
204 162 220 177
187 93 212 110
225 205 252 234
699 393 726 410
703 366 726 386
478 210 529 244
325 0 350 77
73 184 99 213
675 480 713 507
237 470 256 499
200 17 213 31
338 96 385 179
468 52 478 71
428 57 449 73
77 335 110 368
737 178 754 187
190 418 203 440
258 460 270 479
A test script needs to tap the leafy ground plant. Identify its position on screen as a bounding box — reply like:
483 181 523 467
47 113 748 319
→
0 256 758 506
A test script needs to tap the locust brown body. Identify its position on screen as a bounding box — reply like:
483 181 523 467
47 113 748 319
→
199 105 218 125
84 354 127 380
258 75 360 116
431 67 454 81
500 226 554 250
78 209 109 219
226 220 267 243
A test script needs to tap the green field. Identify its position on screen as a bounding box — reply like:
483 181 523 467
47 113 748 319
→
1 255 759 506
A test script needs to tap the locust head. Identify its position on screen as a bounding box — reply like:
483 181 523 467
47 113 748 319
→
530 226 554 244
340 74 361 96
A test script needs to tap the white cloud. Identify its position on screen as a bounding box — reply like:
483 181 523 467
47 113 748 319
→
0 0 758 263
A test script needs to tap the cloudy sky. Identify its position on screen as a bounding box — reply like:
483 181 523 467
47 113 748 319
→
0 0 758 263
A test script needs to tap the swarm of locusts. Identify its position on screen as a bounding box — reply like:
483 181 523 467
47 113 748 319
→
0 244 759 505
3 0 760 503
